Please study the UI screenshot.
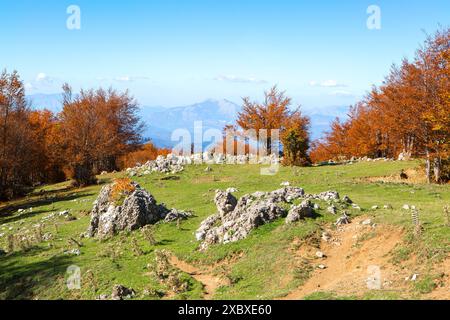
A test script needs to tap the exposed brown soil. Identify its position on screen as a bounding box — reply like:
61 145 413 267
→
282 217 412 299
365 167 427 184
424 258 450 300
170 255 230 300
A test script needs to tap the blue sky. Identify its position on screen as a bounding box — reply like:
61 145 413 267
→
1 0 449 110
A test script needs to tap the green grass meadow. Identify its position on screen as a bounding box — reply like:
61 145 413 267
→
0 160 449 300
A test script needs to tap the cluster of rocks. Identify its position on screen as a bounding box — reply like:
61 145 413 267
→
97 285 136 300
126 153 281 177
87 182 191 239
196 187 354 250
323 156 395 166
126 155 185 177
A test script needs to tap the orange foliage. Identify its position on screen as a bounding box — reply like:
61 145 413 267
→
110 178 136 204
120 142 171 168
309 28 449 182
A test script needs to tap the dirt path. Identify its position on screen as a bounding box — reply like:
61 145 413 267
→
170 255 228 300
282 217 407 299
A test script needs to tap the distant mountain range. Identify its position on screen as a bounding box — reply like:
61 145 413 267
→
27 93 349 148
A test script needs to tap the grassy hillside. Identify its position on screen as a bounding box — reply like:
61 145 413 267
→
0 160 449 300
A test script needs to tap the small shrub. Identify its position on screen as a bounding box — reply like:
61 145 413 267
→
411 209 423 237
153 250 172 280
141 225 157 246
83 270 98 293
166 272 190 293
131 238 144 257
444 206 450 227
293 258 314 285
414 274 437 294
6 234 15 252
110 178 136 205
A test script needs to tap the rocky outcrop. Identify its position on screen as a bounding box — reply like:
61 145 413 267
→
214 190 237 217
197 191 288 250
88 182 191 239
111 285 136 300
126 154 184 177
197 187 308 249
196 187 355 249
125 153 282 177
285 200 315 224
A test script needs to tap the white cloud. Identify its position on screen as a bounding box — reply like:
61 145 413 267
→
23 73 59 93
310 80 348 88
214 75 267 84
35 72 55 84
113 75 150 82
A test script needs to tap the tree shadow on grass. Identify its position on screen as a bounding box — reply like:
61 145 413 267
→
0 247 76 300
0 192 95 225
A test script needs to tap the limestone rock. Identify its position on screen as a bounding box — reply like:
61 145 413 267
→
286 200 314 224
111 285 135 300
88 182 190 239
214 190 238 217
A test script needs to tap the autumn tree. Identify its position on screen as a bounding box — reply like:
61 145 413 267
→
310 27 449 183
237 86 310 162
237 86 293 154
59 84 143 186
0 70 38 199
281 110 311 166
119 141 171 169
28 109 65 183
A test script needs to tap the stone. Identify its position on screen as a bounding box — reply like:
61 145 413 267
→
318 191 340 201
321 232 332 242
64 249 81 256
197 190 288 249
384 204 393 209
226 187 238 193
335 213 351 226
402 204 410 210
361 219 372 226
214 190 238 217
280 181 290 187
88 182 191 239
371 205 379 210
316 251 325 258
313 203 320 210
111 285 135 300
197 186 353 249
163 209 192 223
327 205 337 215
318 264 327 269
342 195 353 204
411 274 419 282
204 166 213 172
286 200 314 224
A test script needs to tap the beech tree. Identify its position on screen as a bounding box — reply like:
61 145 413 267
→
0 70 36 199
237 86 310 163
59 84 143 186
310 27 449 183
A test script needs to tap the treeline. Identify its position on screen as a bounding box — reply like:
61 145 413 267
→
311 28 449 183
0 71 166 200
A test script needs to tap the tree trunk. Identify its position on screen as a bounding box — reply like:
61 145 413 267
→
74 161 96 186
425 149 431 184
433 157 441 184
